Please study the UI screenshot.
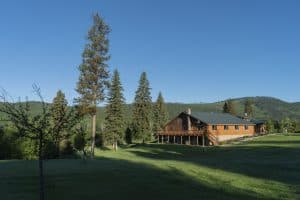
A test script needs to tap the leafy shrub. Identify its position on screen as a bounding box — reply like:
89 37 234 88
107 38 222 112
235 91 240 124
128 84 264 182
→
0 126 23 159
43 141 59 159
95 133 104 147
19 139 37 160
73 133 86 153
59 140 74 156
125 127 133 144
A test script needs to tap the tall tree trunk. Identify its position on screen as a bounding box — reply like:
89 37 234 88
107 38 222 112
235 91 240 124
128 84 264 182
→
39 131 45 200
113 141 118 151
91 114 97 159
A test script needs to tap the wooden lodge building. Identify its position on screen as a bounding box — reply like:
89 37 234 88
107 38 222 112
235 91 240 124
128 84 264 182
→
158 109 265 146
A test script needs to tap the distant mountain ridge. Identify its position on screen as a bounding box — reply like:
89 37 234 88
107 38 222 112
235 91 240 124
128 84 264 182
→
164 97 300 120
1 97 299 125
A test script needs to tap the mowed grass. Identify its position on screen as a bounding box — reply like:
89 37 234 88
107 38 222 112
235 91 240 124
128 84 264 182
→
1 134 300 200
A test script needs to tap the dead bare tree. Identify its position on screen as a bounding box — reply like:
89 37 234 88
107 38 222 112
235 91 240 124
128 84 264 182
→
0 85 80 200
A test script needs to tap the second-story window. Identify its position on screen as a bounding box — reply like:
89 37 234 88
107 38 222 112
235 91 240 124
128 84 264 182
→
224 125 229 130
235 125 239 130
244 125 249 130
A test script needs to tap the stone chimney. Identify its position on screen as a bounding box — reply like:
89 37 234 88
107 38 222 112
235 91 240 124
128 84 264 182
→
187 108 191 131
244 113 250 121
187 108 191 115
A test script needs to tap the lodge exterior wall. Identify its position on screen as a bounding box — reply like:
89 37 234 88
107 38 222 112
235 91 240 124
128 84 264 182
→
207 124 255 142
164 113 200 132
207 125 255 135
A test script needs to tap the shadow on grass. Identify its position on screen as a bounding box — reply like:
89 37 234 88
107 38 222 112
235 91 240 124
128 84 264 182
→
127 141 300 186
0 156 279 200
1 135 300 200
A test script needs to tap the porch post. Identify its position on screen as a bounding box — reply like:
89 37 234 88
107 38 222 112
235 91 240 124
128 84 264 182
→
173 136 176 144
189 136 191 145
202 134 205 147
197 136 199 145
181 136 183 144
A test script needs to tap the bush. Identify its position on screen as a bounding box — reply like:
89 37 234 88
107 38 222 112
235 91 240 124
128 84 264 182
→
19 139 37 160
95 132 104 147
59 140 74 156
73 133 86 152
125 127 132 144
0 126 23 159
43 141 59 159
280 118 296 133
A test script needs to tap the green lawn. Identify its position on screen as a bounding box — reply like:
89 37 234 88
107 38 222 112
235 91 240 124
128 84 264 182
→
1 134 300 200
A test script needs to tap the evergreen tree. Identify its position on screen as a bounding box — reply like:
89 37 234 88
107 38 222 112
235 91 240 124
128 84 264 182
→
244 99 253 117
153 92 169 135
281 117 296 133
223 99 236 115
104 70 125 151
265 119 274 134
76 13 110 158
125 126 133 144
227 99 236 115
223 102 229 113
73 120 90 159
274 120 282 133
50 90 68 156
73 128 87 158
132 72 153 143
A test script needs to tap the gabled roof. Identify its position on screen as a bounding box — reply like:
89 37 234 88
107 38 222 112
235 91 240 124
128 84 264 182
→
188 112 255 125
250 119 266 125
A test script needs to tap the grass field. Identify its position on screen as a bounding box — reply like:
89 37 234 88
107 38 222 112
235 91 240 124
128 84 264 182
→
1 134 300 200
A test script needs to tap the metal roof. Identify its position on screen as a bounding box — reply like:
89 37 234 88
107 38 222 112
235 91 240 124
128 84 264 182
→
189 112 255 125
250 119 266 125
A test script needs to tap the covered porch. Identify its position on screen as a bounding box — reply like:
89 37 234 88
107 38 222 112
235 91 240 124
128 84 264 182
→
157 130 209 146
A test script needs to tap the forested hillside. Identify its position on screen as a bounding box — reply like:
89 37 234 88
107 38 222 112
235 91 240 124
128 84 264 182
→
1 97 299 126
109 96 300 121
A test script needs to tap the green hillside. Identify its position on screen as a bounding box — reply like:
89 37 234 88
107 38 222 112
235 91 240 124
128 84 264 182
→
164 96 300 121
1 97 299 127
122 96 300 121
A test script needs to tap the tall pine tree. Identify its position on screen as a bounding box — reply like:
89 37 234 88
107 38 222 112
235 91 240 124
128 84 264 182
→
223 102 229 113
76 13 110 158
132 72 153 143
50 90 69 156
104 70 125 151
153 92 169 136
223 99 236 115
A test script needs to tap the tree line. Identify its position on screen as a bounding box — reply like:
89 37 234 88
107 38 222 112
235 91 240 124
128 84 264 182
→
222 99 298 133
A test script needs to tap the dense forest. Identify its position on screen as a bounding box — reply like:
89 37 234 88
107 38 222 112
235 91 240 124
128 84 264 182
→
2 96 298 123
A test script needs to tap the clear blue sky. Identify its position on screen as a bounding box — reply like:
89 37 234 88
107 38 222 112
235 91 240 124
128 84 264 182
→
0 0 299 104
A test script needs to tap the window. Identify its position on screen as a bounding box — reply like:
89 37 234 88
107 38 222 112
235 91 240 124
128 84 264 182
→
244 125 249 130
224 125 229 130
212 125 217 130
235 125 239 130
